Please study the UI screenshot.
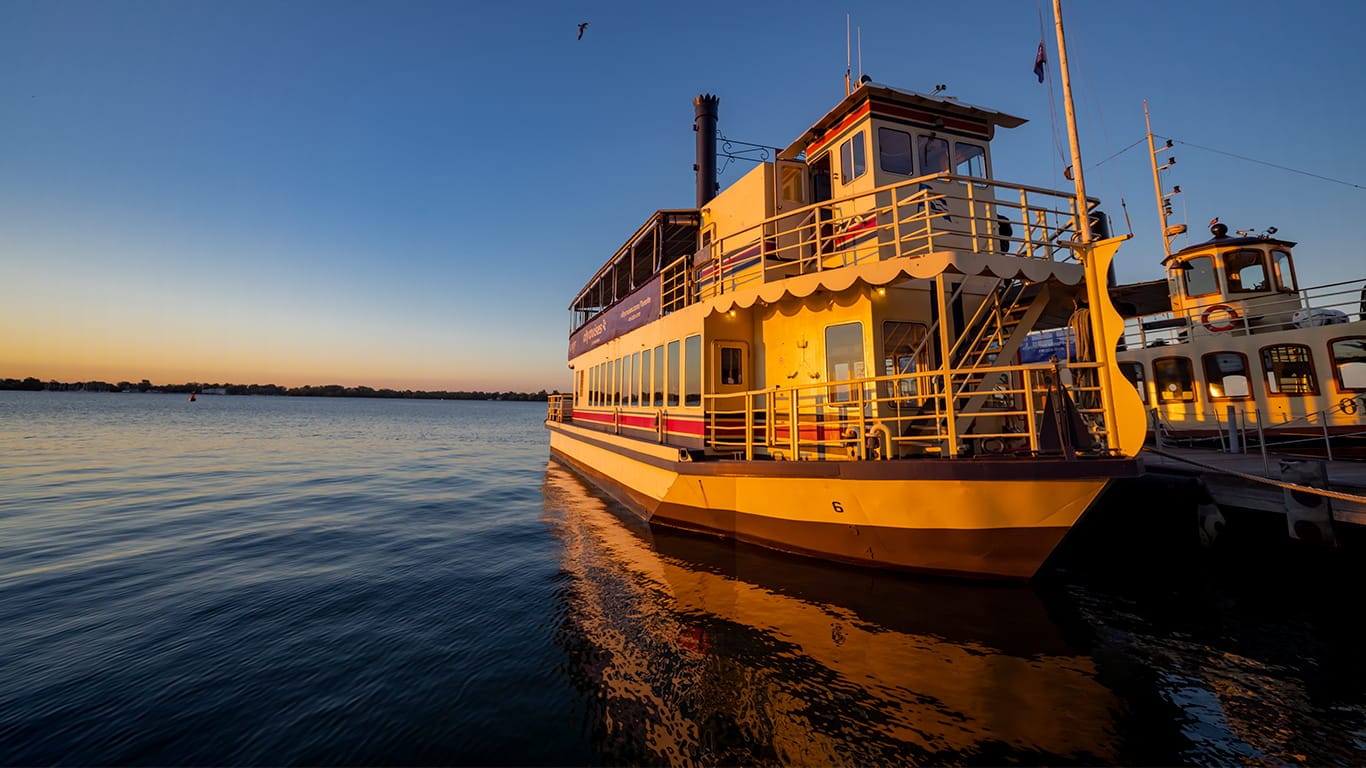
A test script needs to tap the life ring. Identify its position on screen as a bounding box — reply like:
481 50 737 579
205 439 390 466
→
1200 304 1240 332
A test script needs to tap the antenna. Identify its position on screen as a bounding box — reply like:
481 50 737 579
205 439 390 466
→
857 25 863 82
844 15 851 96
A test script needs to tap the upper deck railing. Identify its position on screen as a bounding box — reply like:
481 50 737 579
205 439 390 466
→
676 172 1098 307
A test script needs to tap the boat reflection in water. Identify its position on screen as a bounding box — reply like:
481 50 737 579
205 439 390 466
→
541 459 1120 765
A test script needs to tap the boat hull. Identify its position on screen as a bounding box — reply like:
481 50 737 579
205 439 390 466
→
549 422 1138 580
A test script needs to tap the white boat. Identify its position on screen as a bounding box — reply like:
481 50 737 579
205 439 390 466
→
1111 106 1366 457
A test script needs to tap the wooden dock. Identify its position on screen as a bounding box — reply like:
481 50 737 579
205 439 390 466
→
1139 446 1366 527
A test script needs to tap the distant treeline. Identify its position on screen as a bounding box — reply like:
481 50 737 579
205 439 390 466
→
0 377 556 402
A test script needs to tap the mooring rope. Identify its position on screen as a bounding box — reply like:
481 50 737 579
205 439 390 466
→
1146 447 1366 505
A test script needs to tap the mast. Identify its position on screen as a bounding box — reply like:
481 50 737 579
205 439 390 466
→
1145 100 1184 258
1051 0 1128 455
1051 0 1090 243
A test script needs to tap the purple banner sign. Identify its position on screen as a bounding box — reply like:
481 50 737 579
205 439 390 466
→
568 275 661 359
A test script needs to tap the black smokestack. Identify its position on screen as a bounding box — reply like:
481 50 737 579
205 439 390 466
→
694 94 719 207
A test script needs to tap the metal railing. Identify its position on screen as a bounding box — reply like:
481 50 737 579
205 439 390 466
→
700 361 1113 461
1120 278 1366 349
686 173 1095 302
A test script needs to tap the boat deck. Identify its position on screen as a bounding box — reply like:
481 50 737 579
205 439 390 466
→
1139 446 1366 526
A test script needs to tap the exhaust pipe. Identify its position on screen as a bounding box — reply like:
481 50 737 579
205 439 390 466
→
694 94 719 207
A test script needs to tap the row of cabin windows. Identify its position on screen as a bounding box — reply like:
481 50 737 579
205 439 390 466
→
580 334 702 409
1119 337 1366 404
1180 248 1296 297
835 128 987 185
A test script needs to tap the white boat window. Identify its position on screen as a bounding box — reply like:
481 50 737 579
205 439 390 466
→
1181 256 1217 297
1272 249 1297 292
684 335 702 406
878 127 913 175
1119 362 1147 404
918 135 950 175
1202 352 1252 399
1223 249 1269 293
826 322 866 403
1261 344 1318 395
1329 337 1366 391
652 346 665 407
1153 357 1196 402
953 142 986 178
839 131 867 185
667 341 680 406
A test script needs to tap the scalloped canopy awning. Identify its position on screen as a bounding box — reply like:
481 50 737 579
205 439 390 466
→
702 252 1084 316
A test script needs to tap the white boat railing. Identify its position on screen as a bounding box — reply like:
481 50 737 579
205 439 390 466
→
1120 278 1366 349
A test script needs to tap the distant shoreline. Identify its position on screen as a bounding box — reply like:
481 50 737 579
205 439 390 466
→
0 377 556 402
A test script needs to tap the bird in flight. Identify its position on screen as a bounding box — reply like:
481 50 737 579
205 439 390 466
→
577 22 589 40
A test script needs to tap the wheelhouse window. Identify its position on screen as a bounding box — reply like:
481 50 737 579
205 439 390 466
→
839 131 866 184
826 322 866 403
1202 352 1251 399
953 142 986 178
1180 256 1217 297
878 127 913 175
1119 361 1147 404
1329 336 1366 391
684 335 702 406
1271 249 1297 292
1223 249 1269 293
918 135 950 175
1153 357 1196 402
1261 344 1318 395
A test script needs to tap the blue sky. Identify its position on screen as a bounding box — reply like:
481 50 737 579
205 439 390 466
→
2 0 1363 391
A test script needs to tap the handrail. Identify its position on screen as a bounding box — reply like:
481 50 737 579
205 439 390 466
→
698 359 1114 461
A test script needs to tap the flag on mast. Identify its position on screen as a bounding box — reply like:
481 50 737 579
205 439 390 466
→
1033 40 1047 83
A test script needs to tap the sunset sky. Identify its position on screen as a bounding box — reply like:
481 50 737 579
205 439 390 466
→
3 0 1363 392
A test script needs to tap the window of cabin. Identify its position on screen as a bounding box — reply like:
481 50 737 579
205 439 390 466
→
882 321 930 400
826 322 866 403
1223 249 1269 293
684 334 702 406
1329 336 1366 391
1119 361 1147 404
667 340 680 406
630 352 640 406
1153 357 1196 402
617 357 626 406
1181 256 1217 297
878 127 913 175
1271 249 1297 292
720 346 743 386
653 345 665 406
953 142 986 178
918 135 950 175
1261 344 1318 395
839 131 866 184
639 350 651 407
1202 352 1251 399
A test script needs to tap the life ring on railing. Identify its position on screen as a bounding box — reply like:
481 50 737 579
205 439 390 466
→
1200 304 1240 332
1342 397 1360 416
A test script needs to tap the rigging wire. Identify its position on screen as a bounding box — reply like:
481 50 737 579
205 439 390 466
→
1159 136 1366 191
1081 133 1365 194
